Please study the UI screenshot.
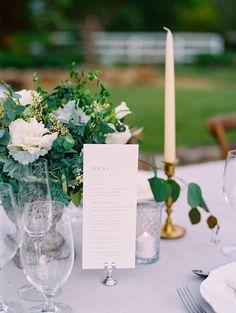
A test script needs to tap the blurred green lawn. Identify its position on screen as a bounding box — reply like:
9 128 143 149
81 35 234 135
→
109 66 236 153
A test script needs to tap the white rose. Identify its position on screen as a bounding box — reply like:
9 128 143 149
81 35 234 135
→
16 89 42 106
115 101 131 119
105 125 132 144
7 118 58 165
54 100 90 124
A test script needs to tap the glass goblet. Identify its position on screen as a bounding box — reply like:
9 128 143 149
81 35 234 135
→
0 183 23 313
222 149 236 255
18 158 52 237
18 158 53 302
20 202 74 313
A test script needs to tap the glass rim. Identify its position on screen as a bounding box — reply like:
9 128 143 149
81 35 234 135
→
137 199 164 204
137 199 164 209
28 158 48 166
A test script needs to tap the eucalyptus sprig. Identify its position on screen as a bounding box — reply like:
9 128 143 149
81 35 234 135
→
140 160 219 232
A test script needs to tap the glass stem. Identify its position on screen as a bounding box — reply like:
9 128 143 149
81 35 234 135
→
34 237 42 263
42 294 56 313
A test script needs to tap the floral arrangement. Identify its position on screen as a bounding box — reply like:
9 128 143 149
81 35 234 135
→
0 64 218 231
0 64 134 206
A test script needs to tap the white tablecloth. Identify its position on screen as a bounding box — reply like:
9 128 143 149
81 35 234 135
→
1 160 235 313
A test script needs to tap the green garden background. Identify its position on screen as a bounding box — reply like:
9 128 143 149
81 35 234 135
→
1 0 236 157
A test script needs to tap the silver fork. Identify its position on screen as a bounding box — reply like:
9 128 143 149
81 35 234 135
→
177 286 207 313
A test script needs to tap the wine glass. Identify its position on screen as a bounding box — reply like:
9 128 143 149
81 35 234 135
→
222 149 236 255
20 202 74 313
18 158 52 237
18 158 53 302
0 183 23 313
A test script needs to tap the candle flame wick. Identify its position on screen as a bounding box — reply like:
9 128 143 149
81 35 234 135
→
143 231 149 238
163 27 171 33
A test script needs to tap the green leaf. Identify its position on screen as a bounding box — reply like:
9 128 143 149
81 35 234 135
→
64 148 77 154
92 133 105 144
0 157 27 181
207 215 218 229
46 96 61 111
1 115 12 126
168 179 180 202
199 199 209 212
15 105 25 117
99 122 115 134
0 131 9 145
0 145 6 153
70 190 82 207
100 84 110 98
188 183 203 208
50 149 64 159
1 81 14 96
4 97 16 119
189 208 201 224
52 138 66 153
0 129 5 139
63 135 75 150
188 183 209 212
87 71 97 81
50 180 71 205
148 176 172 202
53 135 75 152
94 69 102 76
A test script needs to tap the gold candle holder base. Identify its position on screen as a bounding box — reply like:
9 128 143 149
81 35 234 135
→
161 224 186 239
161 162 186 240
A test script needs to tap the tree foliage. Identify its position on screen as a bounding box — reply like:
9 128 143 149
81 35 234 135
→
0 0 31 33
215 0 236 32
13 0 226 33
177 0 223 32
1 0 235 34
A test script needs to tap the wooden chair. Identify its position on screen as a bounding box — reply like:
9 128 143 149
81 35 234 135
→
206 113 236 159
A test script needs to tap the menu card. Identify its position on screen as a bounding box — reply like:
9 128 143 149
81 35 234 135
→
82 144 139 269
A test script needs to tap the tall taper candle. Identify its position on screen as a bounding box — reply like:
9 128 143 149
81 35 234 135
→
164 27 176 164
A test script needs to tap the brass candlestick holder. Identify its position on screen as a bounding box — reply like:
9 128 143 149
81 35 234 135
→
161 162 186 239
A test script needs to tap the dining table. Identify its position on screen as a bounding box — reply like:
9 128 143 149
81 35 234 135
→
1 160 235 313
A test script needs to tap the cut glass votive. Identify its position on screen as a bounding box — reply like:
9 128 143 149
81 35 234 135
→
136 200 163 264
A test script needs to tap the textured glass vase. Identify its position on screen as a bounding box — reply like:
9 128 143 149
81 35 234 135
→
136 200 163 264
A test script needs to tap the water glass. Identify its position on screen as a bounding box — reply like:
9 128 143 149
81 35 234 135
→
17 158 53 302
18 158 52 237
222 149 236 255
20 202 74 313
0 182 23 313
136 200 163 264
